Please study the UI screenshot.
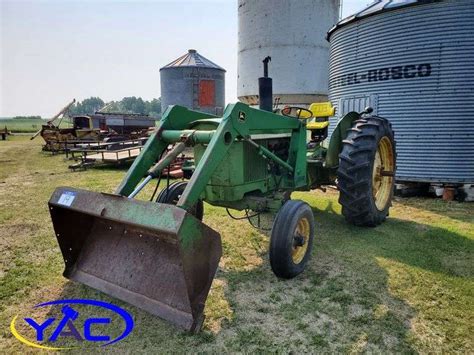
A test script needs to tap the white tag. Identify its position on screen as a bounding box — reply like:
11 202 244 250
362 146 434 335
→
58 191 76 207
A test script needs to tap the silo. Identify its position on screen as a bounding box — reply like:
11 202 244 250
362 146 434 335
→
238 0 340 107
160 49 226 115
327 0 474 185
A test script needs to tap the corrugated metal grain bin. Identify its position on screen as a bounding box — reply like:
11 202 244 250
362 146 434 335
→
160 49 226 116
327 0 474 184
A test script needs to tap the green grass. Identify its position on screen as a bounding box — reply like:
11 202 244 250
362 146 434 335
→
0 136 473 353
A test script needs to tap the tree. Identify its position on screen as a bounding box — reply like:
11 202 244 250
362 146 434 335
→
69 96 160 117
121 97 146 114
69 97 105 115
147 98 161 117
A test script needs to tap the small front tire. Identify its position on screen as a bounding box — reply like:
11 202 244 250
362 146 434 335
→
269 200 315 279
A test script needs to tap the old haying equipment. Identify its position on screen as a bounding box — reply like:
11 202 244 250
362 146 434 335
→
49 60 396 331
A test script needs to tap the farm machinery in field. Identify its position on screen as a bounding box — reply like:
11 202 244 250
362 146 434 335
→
33 99 155 152
48 67 396 332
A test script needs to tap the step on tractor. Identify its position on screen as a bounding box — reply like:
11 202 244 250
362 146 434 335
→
49 61 396 332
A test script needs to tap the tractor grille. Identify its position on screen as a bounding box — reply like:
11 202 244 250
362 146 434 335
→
243 141 267 183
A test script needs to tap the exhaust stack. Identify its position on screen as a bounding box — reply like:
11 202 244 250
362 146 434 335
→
258 56 273 112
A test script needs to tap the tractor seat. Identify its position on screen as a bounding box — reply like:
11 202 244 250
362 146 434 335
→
306 102 335 143
306 121 329 130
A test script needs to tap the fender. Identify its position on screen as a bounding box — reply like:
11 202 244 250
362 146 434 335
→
325 111 360 168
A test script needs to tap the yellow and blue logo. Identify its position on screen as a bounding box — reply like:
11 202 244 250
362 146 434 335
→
10 299 134 350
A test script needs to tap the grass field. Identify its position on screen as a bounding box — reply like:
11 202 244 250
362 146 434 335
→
0 118 74 133
0 136 473 353
0 118 47 133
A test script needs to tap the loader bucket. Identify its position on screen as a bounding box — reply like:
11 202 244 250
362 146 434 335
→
48 187 222 332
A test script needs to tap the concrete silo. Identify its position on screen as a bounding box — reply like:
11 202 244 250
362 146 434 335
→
238 0 341 107
327 0 474 189
160 49 226 115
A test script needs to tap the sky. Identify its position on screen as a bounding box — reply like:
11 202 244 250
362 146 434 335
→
0 0 369 117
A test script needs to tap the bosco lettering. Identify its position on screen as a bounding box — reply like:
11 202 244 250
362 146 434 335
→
331 63 432 88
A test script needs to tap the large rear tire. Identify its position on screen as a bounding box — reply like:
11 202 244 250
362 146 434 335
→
156 181 204 221
269 200 315 279
337 116 396 227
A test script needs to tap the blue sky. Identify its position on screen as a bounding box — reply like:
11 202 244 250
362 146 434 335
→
0 0 370 117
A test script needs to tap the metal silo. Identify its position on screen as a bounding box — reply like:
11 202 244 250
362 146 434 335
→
160 49 226 115
238 0 340 107
328 0 474 185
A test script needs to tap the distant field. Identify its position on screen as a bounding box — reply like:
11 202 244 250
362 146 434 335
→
0 118 45 133
0 118 72 133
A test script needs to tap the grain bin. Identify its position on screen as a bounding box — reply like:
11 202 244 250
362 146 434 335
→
327 0 474 185
160 49 226 115
238 0 340 107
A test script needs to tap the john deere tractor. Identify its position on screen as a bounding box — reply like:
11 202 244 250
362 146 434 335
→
48 62 396 331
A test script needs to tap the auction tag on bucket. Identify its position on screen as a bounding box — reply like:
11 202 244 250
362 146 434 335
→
58 191 76 206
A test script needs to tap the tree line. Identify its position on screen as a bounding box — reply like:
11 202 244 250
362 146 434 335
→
68 97 161 118
12 116 43 120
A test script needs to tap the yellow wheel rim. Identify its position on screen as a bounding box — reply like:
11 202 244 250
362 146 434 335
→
292 217 310 264
372 136 395 211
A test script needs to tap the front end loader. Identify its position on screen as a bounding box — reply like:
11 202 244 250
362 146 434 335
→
49 66 396 332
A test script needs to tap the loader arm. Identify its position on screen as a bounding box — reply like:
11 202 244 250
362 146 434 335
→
177 117 235 210
115 105 217 196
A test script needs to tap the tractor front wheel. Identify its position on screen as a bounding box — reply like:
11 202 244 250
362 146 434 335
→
337 116 396 226
269 200 315 279
156 181 204 221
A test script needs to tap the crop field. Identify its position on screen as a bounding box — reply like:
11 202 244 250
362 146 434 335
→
0 136 473 353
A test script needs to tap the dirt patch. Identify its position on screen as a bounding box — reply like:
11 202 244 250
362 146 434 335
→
0 223 38 246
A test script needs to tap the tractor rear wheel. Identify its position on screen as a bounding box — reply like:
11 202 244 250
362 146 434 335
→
269 200 315 279
156 181 204 221
337 116 396 226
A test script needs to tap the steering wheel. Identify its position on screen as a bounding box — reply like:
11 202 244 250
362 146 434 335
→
281 106 313 119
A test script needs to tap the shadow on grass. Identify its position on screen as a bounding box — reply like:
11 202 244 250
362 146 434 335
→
65 161 134 172
88 161 134 171
44 201 472 352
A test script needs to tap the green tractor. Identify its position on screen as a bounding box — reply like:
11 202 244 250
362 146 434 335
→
48 64 396 332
